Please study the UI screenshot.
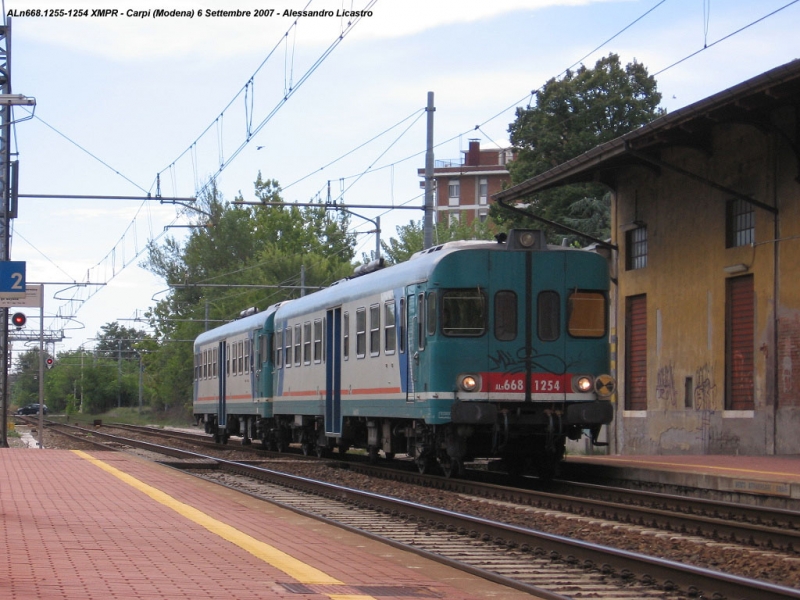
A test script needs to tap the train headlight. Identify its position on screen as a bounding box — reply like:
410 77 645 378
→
457 374 481 392
573 375 594 393
518 230 537 248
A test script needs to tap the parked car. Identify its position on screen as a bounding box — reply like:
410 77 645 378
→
16 404 47 416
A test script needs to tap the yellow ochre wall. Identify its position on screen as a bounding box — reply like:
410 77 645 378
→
610 114 800 456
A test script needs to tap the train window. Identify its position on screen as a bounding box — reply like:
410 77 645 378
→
537 291 560 341
568 291 606 338
245 339 250 372
417 293 425 350
239 341 244 374
313 319 323 363
370 304 380 356
202 350 207 379
213 347 218 378
495 291 517 341
226 344 230 376
322 316 326 363
303 322 312 365
343 312 350 360
356 308 366 358
426 291 437 336
284 328 291 368
399 298 406 354
442 289 486 337
384 301 396 354
293 324 301 366
274 331 282 368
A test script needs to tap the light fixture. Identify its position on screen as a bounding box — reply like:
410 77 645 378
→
723 264 748 274
620 220 645 233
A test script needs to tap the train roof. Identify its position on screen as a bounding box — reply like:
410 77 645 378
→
194 302 284 348
273 236 599 321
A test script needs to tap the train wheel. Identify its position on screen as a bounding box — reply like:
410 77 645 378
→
275 441 286 453
384 452 395 461
222 434 229 445
315 445 329 458
416 456 435 475
301 443 311 456
439 456 462 479
368 446 379 464
337 443 349 457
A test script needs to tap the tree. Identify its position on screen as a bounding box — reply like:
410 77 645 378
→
141 173 358 413
494 53 663 243
382 215 495 265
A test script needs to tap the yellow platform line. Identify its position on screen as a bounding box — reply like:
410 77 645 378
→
73 450 376 599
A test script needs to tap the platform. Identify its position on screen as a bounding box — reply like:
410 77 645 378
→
562 453 800 509
0 449 534 600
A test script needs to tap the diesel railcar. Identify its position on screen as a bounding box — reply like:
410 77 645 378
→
193 229 615 478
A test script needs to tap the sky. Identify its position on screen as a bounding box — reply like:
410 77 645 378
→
3 0 799 356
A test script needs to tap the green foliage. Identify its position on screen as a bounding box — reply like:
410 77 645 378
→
382 215 496 264
140 172 357 411
495 53 663 243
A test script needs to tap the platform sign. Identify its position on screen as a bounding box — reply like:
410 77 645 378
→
0 283 40 308
0 261 25 293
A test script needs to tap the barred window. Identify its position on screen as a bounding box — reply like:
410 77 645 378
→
727 198 754 247
626 225 647 270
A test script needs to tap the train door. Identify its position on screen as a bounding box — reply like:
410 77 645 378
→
530 251 567 399
217 340 227 429
325 307 342 435
406 284 426 399
487 250 567 401
256 330 273 399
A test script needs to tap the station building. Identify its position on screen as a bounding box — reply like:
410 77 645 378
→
495 59 800 456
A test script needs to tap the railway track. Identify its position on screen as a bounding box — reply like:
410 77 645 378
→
32 419 800 599
67 420 800 555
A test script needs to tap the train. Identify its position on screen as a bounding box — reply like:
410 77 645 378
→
193 229 615 478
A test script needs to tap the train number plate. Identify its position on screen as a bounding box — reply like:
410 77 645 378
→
484 373 567 393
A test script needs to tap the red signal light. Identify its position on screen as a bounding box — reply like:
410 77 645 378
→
11 312 26 328
46 357 54 370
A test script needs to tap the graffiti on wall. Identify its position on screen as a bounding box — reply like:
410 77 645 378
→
656 363 677 409
694 363 717 411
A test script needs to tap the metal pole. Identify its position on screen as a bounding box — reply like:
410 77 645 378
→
0 22 11 448
37 285 43 448
423 91 435 250
117 339 121 408
375 215 381 260
138 354 143 414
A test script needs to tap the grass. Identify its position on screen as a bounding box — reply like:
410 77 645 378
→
52 406 196 429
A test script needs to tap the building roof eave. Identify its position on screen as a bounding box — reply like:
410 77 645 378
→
493 58 800 204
